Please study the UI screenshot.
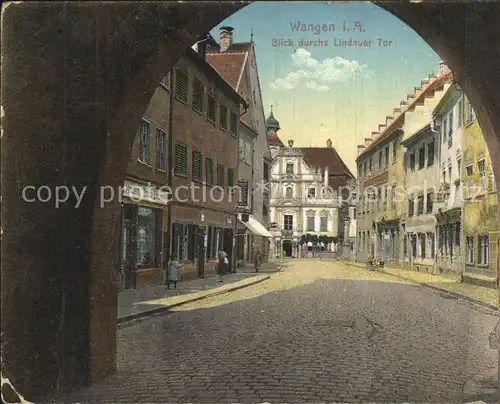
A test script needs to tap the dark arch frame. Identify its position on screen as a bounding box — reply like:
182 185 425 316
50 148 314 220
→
2 1 500 401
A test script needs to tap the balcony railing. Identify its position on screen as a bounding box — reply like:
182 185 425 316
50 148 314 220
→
281 229 294 237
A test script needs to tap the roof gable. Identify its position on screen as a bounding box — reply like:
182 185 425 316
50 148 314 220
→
298 147 355 179
205 52 247 90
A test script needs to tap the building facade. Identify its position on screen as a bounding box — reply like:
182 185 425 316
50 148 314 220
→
235 121 258 266
402 124 440 271
356 63 452 267
267 111 355 257
433 82 464 274
462 95 498 279
118 99 171 290
207 26 273 263
400 69 450 272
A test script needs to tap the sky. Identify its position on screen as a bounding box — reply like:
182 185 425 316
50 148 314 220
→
210 1 442 174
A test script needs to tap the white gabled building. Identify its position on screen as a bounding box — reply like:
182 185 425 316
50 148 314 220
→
266 109 355 258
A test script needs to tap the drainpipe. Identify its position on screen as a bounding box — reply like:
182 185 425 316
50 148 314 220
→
166 68 175 262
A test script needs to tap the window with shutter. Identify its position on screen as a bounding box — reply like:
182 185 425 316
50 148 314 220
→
156 128 166 170
219 105 228 130
192 78 204 112
207 95 216 122
230 112 238 136
174 143 188 176
227 168 234 187
192 150 202 182
216 164 225 186
175 67 189 102
205 158 213 186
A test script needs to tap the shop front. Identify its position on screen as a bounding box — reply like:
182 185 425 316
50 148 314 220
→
118 180 169 291
238 214 272 263
169 204 236 280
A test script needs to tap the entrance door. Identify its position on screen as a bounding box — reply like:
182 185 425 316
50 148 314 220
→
223 228 233 272
197 227 206 278
282 240 292 257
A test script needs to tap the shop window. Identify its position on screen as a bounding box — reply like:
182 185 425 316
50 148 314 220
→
136 207 157 266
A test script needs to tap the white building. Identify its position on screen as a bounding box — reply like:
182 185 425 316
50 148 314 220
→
266 110 355 257
433 81 465 273
401 66 451 272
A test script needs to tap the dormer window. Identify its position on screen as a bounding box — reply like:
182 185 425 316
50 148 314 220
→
286 163 294 174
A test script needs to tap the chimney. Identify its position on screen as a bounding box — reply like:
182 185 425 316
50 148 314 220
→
326 139 333 148
288 139 294 148
219 26 234 52
364 137 372 147
324 167 329 188
385 115 394 126
357 144 365 156
371 131 380 141
378 124 386 133
438 61 451 77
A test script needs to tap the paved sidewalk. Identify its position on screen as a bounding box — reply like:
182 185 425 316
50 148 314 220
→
118 260 287 322
343 261 498 311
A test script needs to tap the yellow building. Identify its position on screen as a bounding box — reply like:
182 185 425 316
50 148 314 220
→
462 96 498 279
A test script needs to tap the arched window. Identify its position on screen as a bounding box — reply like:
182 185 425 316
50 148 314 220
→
286 187 293 198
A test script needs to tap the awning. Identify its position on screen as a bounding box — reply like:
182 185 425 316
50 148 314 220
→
239 215 273 238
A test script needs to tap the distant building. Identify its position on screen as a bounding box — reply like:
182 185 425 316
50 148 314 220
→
267 110 355 258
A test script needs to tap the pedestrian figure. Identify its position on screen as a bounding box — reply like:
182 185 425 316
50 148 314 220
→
166 257 181 289
253 247 262 272
216 251 228 283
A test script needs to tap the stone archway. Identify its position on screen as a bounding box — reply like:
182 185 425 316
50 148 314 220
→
2 1 500 401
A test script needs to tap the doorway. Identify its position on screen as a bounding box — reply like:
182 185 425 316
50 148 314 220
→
282 239 292 257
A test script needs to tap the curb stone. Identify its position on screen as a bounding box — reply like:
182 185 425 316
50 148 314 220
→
341 261 498 313
118 275 271 325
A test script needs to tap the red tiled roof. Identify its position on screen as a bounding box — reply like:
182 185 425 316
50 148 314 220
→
207 42 252 54
298 147 355 179
205 52 247 90
357 71 453 159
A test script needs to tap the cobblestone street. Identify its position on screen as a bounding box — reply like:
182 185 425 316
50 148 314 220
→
59 260 497 403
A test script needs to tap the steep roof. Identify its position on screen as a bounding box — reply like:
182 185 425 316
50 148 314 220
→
357 71 453 160
298 147 355 179
206 42 252 54
205 52 247 90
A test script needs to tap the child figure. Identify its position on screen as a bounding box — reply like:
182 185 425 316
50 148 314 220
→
166 257 181 289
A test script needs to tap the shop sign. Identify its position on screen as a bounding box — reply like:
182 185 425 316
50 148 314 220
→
122 180 170 206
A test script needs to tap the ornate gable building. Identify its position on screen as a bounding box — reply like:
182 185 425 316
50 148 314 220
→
266 109 355 258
